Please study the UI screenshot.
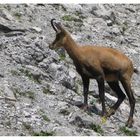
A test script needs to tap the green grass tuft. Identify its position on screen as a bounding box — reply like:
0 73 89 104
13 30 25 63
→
22 122 32 130
42 114 50 122
19 68 41 84
62 15 82 22
119 126 137 136
59 109 70 115
59 53 66 60
90 123 104 135
43 87 50 94
26 91 35 99
14 12 22 20
11 70 20 76
12 88 35 100
32 131 54 136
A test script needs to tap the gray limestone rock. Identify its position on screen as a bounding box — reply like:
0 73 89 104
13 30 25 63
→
0 4 140 136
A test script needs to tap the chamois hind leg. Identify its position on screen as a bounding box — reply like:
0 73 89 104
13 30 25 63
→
97 76 106 116
81 76 90 110
106 81 126 117
120 77 136 128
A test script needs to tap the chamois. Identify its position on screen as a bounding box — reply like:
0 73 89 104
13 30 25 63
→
49 18 138 128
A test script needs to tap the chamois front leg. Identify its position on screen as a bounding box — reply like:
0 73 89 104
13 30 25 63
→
81 76 89 110
97 76 107 116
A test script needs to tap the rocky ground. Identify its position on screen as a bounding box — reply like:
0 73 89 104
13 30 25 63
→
0 4 140 136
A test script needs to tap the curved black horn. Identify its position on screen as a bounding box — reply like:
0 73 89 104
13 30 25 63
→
51 18 58 32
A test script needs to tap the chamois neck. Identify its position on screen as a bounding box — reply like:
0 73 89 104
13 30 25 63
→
64 34 79 60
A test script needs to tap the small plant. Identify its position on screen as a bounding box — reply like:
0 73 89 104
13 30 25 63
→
39 109 45 114
19 68 24 73
14 12 22 20
90 123 104 135
59 53 66 60
59 109 70 115
26 91 35 99
62 15 72 21
90 99 96 105
22 122 32 130
5 121 11 127
75 11 86 19
11 70 20 76
19 68 41 84
32 130 54 136
119 126 137 136
43 87 50 95
120 21 129 35
12 88 35 100
77 79 83 85
39 109 50 122
62 15 82 22
12 88 20 99
74 84 80 95
42 114 50 122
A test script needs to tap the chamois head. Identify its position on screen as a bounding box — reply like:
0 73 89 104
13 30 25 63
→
49 19 67 49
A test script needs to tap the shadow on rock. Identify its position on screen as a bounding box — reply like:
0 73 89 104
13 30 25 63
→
69 100 101 116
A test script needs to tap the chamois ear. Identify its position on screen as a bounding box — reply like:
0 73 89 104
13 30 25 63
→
55 22 67 34
54 22 62 33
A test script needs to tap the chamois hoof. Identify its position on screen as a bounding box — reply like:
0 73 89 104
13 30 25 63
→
125 118 134 128
106 108 116 117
